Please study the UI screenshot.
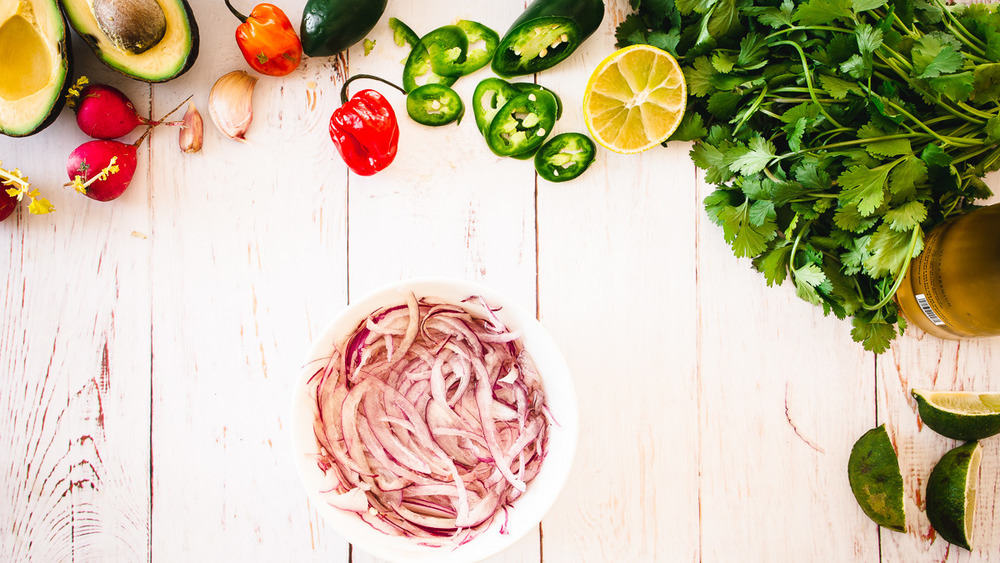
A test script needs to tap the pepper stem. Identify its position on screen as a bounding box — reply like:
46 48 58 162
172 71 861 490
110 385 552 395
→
223 0 248 23
341 74 407 105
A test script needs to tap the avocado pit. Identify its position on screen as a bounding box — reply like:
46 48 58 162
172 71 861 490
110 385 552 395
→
92 0 166 54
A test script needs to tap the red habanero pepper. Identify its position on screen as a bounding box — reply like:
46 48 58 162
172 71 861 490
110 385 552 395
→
329 74 406 176
224 0 302 77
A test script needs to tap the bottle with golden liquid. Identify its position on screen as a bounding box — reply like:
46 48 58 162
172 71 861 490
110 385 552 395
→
896 203 1000 339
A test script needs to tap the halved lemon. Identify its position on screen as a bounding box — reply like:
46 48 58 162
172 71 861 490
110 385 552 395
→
583 44 686 154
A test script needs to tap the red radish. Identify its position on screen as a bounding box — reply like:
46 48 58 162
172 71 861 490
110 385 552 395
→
72 84 192 140
0 189 15 221
66 140 140 201
73 83 154 139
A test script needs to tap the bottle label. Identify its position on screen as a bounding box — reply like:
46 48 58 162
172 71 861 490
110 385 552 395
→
915 294 946 326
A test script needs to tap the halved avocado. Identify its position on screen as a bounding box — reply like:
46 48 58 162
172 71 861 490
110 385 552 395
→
60 0 198 82
0 0 71 137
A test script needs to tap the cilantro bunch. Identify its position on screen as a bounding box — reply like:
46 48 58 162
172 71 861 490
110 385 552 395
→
618 0 999 352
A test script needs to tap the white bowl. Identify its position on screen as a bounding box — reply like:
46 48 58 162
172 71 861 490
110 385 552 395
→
290 277 578 563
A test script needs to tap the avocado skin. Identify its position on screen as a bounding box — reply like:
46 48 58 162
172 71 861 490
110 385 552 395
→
60 0 199 82
26 24 73 136
300 0 386 57
1 4 73 137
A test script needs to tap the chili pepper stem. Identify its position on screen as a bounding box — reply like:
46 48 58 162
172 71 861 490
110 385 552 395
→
223 0 248 23
341 74 407 105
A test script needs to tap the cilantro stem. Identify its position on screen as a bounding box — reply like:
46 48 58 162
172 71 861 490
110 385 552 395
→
864 88 981 146
773 41 844 128
764 26 853 41
784 133 965 158
859 227 922 312
872 66 987 125
934 0 988 55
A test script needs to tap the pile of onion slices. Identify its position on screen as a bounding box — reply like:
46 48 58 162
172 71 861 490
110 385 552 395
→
308 293 550 546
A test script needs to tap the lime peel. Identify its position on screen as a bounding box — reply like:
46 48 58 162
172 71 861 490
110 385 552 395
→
913 389 1000 441
847 424 907 533
925 441 981 550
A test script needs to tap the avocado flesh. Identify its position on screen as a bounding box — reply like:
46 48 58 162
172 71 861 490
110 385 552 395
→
60 0 197 82
0 0 70 137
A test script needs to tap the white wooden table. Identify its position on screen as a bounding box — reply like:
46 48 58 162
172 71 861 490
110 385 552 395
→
3 0 1000 561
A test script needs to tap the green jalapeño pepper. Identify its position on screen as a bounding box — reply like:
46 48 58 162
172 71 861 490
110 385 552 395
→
300 0 386 56
511 82 563 119
473 77 519 135
486 89 559 157
534 132 597 182
402 26 464 92
406 84 464 126
388 17 419 49
492 0 605 78
445 20 499 76
422 25 469 78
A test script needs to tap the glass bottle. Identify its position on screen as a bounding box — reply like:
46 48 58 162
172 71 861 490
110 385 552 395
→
896 203 1000 339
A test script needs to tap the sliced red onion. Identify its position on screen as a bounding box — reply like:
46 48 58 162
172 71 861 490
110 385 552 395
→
311 293 549 546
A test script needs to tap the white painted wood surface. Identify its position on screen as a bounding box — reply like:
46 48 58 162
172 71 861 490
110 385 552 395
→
2 0 1000 561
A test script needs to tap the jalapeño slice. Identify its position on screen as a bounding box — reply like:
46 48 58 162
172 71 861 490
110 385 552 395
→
406 84 465 126
534 132 596 182
486 89 559 157
473 77 519 135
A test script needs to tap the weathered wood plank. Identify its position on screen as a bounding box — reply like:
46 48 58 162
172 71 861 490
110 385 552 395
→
693 132 879 560
536 2 701 559
145 0 349 559
344 4 541 562
0 52 154 560
880 191 1000 562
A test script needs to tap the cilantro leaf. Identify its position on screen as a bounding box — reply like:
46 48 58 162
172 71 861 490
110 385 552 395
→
753 242 793 286
717 198 779 258
863 224 923 278
883 200 928 231
851 315 898 354
820 74 864 99
727 136 777 175
929 71 974 102
854 0 889 12
866 137 913 158
888 155 927 196
794 263 829 305
911 32 965 78
684 57 716 97
794 0 853 25
838 162 897 216
744 0 795 28
670 111 709 142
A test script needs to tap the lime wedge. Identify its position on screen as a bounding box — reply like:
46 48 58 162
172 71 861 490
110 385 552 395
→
913 390 1000 440
926 441 982 550
847 424 907 532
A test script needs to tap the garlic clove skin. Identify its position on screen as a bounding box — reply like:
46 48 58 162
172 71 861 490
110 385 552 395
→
209 70 258 143
179 101 203 153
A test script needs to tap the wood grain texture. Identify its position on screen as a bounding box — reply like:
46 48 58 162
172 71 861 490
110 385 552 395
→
537 3 701 560
3 0 1000 561
879 191 1000 562
144 0 348 560
345 4 542 562
0 48 154 561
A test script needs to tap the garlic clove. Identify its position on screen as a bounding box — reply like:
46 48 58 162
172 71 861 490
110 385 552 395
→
179 101 203 153
209 70 257 143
